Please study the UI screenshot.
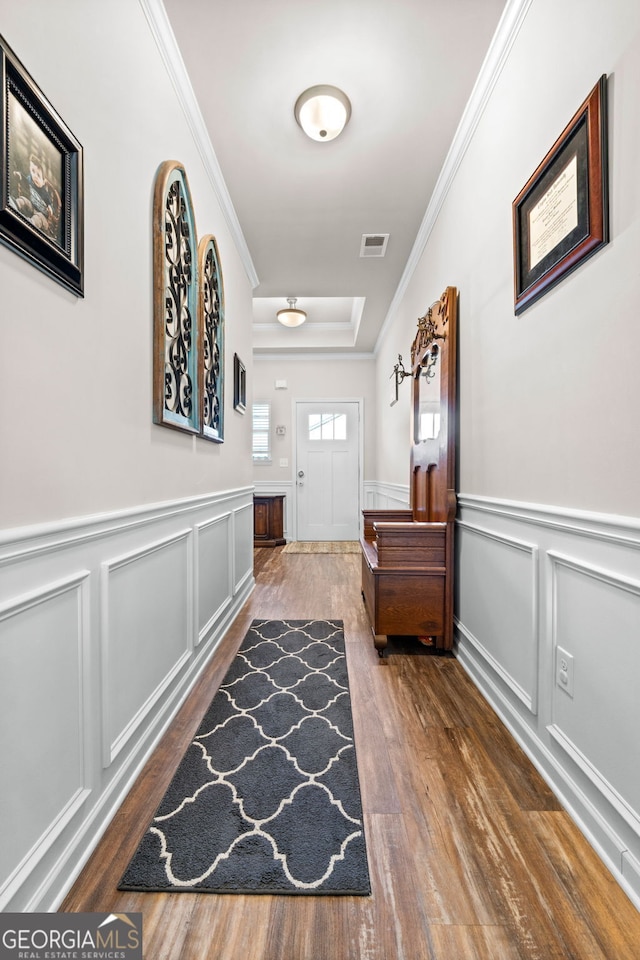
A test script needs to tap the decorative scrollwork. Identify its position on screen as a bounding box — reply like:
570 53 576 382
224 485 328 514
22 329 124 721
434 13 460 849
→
199 235 225 442
421 342 440 382
164 179 194 419
389 353 411 406
390 353 410 384
153 162 199 434
411 296 448 368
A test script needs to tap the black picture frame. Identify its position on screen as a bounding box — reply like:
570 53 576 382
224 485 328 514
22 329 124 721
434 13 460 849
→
233 353 246 413
513 75 608 315
0 34 83 296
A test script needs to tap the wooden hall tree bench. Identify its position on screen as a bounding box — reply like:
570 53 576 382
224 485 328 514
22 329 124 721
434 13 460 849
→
360 287 457 657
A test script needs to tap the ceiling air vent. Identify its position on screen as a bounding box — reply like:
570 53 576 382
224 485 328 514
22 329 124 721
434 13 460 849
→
360 233 389 258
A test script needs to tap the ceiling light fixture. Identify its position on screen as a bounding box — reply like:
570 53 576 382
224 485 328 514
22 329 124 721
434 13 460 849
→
294 85 351 142
276 297 307 327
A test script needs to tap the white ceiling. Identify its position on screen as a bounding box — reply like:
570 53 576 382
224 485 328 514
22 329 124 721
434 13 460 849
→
163 0 507 355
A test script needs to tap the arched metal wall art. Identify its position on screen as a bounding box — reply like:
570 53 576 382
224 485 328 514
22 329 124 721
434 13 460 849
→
198 234 225 442
153 160 199 435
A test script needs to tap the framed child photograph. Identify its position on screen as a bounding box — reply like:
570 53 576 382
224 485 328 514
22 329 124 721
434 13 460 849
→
0 34 84 296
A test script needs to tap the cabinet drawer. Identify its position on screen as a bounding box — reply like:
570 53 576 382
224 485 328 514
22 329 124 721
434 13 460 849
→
377 573 445 636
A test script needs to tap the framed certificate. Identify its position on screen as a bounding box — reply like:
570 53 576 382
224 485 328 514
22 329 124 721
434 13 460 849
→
513 76 608 315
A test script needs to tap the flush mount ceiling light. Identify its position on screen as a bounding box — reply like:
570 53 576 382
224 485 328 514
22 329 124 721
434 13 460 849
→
294 85 351 142
276 297 307 327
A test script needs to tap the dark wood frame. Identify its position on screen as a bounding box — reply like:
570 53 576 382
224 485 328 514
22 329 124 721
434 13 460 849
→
0 33 83 296
233 353 246 413
513 75 608 315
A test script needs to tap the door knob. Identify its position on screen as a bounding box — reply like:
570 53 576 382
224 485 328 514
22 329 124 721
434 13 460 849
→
298 470 305 478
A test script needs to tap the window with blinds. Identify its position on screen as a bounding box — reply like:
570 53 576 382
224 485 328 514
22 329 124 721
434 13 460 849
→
252 401 271 461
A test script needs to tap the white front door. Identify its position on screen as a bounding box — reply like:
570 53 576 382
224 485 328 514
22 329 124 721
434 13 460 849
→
295 401 360 541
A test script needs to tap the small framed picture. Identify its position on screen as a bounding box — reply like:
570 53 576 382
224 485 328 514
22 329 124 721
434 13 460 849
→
0 34 84 296
512 76 608 315
233 353 246 413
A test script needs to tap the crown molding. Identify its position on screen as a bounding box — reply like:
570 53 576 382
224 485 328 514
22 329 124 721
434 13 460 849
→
254 322 357 333
374 0 534 354
139 0 259 289
253 352 376 361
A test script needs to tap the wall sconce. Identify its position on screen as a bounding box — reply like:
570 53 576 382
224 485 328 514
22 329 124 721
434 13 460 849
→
390 354 411 406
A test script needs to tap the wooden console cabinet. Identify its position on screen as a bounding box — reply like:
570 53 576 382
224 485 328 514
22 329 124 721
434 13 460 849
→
253 494 286 547
360 287 457 656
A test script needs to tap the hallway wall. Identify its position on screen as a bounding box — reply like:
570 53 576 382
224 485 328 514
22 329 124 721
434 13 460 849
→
252 354 377 538
0 0 255 910
374 0 640 908
377 0 640 517
0 0 254 531
252 355 377 482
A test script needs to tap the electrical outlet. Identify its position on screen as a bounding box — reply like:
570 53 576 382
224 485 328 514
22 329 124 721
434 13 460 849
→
556 646 574 698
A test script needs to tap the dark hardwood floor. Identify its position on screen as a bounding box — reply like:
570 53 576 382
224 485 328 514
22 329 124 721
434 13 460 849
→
62 547 640 959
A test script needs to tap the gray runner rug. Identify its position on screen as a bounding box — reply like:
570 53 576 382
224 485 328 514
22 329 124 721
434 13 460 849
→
118 619 370 895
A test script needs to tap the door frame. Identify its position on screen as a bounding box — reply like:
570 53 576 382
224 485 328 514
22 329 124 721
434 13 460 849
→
291 397 364 542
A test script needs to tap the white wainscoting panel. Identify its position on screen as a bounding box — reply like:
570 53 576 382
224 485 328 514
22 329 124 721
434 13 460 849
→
455 495 640 910
547 551 640 829
622 849 640 899
233 502 254 594
0 573 91 908
195 512 232 644
363 481 410 511
0 486 254 912
101 530 193 767
456 520 538 712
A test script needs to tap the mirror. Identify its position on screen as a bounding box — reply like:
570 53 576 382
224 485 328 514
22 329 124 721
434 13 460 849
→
415 347 441 442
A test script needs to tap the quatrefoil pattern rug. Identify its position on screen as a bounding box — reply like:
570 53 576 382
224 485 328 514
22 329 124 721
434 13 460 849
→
119 619 370 895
